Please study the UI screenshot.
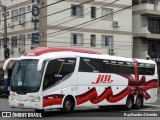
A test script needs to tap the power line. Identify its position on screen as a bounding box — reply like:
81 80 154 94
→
3 2 137 49
5 37 148 49
0 1 145 52
0 0 94 31
3 43 146 51
41 3 133 38
7 44 147 52
44 0 119 30
0 0 66 23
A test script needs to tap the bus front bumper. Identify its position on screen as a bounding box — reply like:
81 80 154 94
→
9 97 42 110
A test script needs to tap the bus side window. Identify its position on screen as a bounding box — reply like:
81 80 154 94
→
103 60 134 74
78 58 104 73
138 63 155 75
43 58 76 90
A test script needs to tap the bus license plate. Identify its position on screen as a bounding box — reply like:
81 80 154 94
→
18 103 24 107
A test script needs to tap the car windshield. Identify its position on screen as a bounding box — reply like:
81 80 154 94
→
11 59 44 94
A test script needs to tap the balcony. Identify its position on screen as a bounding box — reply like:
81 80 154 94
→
133 0 160 15
133 26 150 35
133 23 160 39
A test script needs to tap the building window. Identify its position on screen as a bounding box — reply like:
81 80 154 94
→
91 6 96 18
151 43 159 53
102 8 113 21
19 7 26 21
19 34 26 47
102 35 113 47
91 35 96 47
7 11 9 16
42 2 45 6
11 9 18 22
148 18 160 34
71 4 84 17
27 6 31 11
11 36 17 48
71 33 83 45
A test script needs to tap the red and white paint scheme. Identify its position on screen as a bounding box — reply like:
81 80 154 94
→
3 47 159 112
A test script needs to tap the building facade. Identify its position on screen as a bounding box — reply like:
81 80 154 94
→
0 0 132 62
132 0 160 84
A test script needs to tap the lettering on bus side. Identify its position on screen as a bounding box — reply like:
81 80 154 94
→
92 74 113 84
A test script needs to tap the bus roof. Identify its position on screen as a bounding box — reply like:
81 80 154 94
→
23 47 101 56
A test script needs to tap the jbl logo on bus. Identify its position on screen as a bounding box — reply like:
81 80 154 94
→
92 75 113 84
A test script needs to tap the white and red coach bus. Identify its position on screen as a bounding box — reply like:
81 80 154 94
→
3 47 158 112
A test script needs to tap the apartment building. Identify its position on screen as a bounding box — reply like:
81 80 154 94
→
132 0 160 83
0 0 132 68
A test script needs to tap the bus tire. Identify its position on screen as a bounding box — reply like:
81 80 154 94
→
61 97 74 112
134 95 143 109
125 95 134 110
34 109 44 113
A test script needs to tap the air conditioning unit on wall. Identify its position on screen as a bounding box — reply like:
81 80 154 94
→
19 48 25 53
109 48 115 54
113 21 120 27
11 23 15 28
27 34 31 39
19 20 25 25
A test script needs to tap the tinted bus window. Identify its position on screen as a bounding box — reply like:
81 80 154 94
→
138 63 155 75
79 58 104 73
43 58 76 90
103 60 134 74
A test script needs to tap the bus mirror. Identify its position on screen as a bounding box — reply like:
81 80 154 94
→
3 58 19 71
37 59 45 71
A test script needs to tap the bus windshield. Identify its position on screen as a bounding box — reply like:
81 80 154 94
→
11 59 44 94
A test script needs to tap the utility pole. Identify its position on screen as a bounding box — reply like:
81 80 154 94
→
0 3 9 93
0 4 9 60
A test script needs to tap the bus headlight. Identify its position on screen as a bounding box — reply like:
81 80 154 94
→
30 97 41 102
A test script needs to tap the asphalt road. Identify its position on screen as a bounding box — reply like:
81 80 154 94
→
0 95 160 120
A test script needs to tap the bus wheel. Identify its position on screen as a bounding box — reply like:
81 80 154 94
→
135 96 143 109
125 96 134 110
61 98 74 112
34 109 44 113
